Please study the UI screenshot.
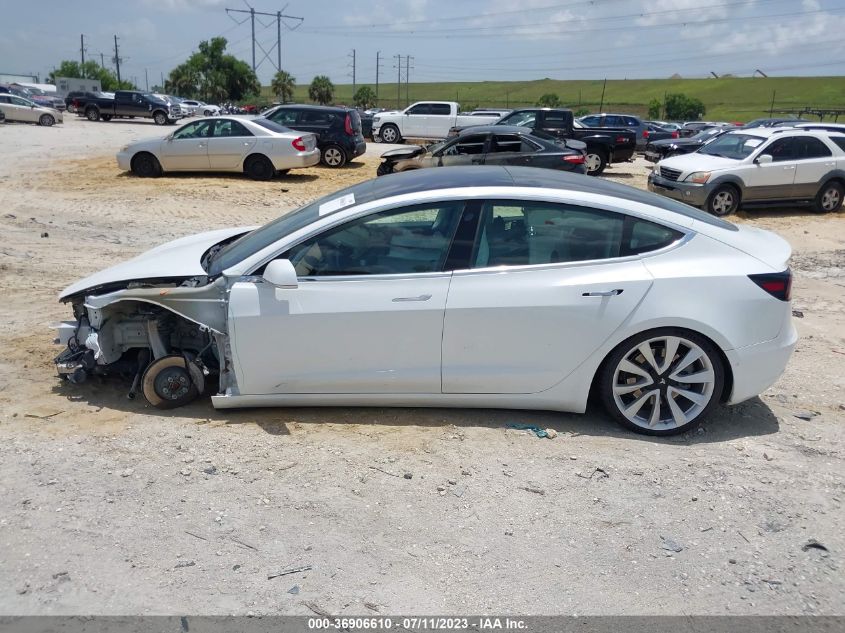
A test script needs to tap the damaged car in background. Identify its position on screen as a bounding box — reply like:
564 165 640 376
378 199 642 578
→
55 166 796 435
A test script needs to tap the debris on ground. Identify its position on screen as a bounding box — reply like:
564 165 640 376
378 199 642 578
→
174 560 195 569
802 540 830 553
268 565 312 580
660 536 684 553
576 467 609 480
793 410 819 421
545 428 558 439
792 310 804 318
507 423 548 438
519 484 546 495
287 585 300 595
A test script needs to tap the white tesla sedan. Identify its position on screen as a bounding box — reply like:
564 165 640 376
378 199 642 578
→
116 116 320 181
54 167 796 435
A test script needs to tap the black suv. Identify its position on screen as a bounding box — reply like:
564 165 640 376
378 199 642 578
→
262 104 366 168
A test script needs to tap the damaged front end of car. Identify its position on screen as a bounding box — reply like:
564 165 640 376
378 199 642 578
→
53 227 253 408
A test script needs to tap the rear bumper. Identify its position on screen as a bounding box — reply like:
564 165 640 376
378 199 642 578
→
648 172 712 207
612 147 636 163
725 320 798 405
271 148 320 170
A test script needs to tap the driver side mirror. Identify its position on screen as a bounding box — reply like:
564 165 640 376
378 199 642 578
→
262 259 298 289
755 154 773 165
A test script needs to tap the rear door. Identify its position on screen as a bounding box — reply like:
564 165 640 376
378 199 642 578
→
426 103 453 138
207 119 258 169
791 135 837 199
441 200 658 394
482 133 536 167
296 109 337 141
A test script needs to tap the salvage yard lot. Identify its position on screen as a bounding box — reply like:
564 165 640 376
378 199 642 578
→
0 117 843 615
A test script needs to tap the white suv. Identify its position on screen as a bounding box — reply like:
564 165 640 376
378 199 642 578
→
648 128 845 215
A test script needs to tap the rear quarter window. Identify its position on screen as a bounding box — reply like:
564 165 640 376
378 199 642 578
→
831 136 845 152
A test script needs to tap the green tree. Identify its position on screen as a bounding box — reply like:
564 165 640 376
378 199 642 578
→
536 93 561 107
308 75 334 105
271 70 296 103
48 60 133 91
664 93 706 121
353 85 377 108
165 37 259 101
574 107 590 117
648 98 662 120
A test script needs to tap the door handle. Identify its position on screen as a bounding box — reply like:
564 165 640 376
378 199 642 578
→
392 294 432 302
782 166 795 170
582 289 623 297
244 142 251 146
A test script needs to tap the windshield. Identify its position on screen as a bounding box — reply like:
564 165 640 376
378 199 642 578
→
698 133 764 159
207 180 375 276
498 111 536 127
691 128 723 141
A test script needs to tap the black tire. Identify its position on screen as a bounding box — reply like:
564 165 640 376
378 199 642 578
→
812 180 844 213
379 124 401 144
705 184 740 216
320 144 347 168
153 111 168 126
38 114 55 127
584 149 608 176
277 169 290 177
131 152 162 178
245 154 275 181
142 355 199 410
599 327 725 436
85 108 100 122
101 114 112 122
376 162 393 177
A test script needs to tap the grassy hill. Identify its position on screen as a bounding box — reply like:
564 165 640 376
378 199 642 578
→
269 76 845 122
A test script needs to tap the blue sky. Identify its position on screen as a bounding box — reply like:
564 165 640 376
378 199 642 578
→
4 0 845 87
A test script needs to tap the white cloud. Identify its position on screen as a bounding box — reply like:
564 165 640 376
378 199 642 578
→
142 0 226 11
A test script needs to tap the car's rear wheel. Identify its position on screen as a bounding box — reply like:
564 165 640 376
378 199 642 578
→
85 108 100 122
131 152 162 178
813 180 844 213
245 154 275 181
599 328 725 436
379 124 401 144
101 114 112 122
321 144 347 168
38 114 55 127
584 150 607 176
142 355 199 409
153 111 168 125
705 185 739 216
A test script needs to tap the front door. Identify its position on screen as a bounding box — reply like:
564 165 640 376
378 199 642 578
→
435 133 488 167
227 200 468 395
1 95 38 122
402 103 429 138
441 200 655 394
207 119 258 169
744 137 798 200
481 133 535 167
159 119 213 170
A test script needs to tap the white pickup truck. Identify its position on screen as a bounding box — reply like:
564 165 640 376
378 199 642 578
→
372 101 501 143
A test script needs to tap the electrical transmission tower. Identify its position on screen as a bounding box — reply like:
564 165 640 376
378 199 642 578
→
405 55 413 106
225 3 304 74
348 49 356 94
375 51 383 103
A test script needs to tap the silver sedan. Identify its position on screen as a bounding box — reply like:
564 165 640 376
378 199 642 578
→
116 116 320 180
0 94 63 126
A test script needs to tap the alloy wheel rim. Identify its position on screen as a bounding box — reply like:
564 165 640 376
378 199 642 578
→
382 127 396 142
822 189 840 211
612 335 715 430
712 191 733 214
325 148 343 166
586 154 602 172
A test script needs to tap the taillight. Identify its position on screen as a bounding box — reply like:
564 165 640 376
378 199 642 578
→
643 130 650 139
344 113 353 135
292 137 306 151
563 154 585 164
748 269 792 301
671 130 679 138
616 136 628 144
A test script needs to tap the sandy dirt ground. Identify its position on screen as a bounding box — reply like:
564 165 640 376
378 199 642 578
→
0 116 843 616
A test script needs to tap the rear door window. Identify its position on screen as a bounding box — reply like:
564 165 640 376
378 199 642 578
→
430 103 452 115
213 119 252 137
269 108 300 126
794 136 832 159
300 110 336 125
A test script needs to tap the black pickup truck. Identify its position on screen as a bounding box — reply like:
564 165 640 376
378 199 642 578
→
81 90 180 125
449 108 636 176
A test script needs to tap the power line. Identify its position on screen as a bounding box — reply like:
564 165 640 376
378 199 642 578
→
225 4 303 73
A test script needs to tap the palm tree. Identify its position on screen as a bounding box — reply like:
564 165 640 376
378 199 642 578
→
308 75 334 105
271 70 296 103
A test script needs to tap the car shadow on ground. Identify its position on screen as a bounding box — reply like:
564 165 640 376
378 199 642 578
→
51 375 779 445
116 171 319 183
735 205 823 219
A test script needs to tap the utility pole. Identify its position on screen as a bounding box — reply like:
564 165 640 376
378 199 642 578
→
375 51 382 103
405 55 413 107
113 35 122 85
100 52 105 68
226 6 304 74
599 77 607 112
80 34 86 77
769 90 776 117
145 68 149 91
349 49 356 95
394 54 402 110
